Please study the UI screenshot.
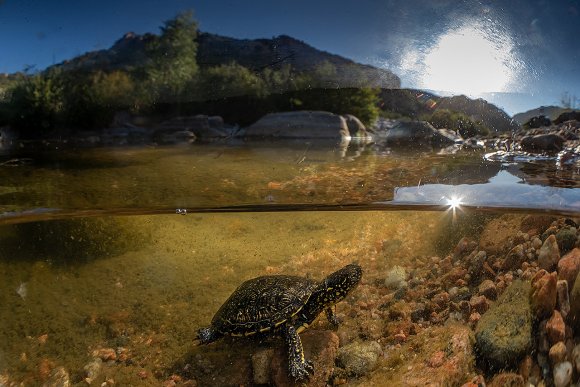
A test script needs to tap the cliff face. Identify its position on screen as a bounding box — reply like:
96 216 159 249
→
51 31 400 88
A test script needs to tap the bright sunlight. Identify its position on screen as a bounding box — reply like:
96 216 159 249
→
422 23 516 95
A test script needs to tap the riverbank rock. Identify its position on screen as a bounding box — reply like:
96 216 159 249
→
381 121 456 147
155 115 228 139
475 280 533 371
242 111 350 139
520 134 566 152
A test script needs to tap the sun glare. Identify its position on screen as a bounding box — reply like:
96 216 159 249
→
421 23 516 95
446 195 463 210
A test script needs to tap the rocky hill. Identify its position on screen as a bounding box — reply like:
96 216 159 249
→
53 32 400 89
379 89 519 133
512 106 572 125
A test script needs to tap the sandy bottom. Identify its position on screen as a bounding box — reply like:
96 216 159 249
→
0 209 455 385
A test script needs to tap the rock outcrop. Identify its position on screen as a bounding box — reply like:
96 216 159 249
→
242 111 350 139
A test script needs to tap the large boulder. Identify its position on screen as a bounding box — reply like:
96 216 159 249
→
520 133 566 152
474 281 533 371
382 121 456 146
156 115 228 139
242 111 350 139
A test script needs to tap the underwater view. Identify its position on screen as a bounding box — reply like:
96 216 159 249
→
2 0 580 386
0 143 579 386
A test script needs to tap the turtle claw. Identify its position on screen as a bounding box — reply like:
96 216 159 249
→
290 359 314 380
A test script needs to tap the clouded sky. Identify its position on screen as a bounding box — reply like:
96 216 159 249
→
1 0 579 114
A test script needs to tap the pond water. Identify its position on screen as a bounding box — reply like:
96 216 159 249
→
0 140 579 386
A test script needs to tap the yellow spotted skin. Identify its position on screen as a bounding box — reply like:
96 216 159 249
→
197 263 362 381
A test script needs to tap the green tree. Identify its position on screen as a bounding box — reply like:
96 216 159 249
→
198 62 266 100
427 109 489 138
8 71 64 133
145 11 199 102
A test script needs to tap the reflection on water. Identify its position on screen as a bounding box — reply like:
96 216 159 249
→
1 142 580 217
394 169 580 212
1 143 580 385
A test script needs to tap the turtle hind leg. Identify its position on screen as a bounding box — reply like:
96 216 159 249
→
285 325 314 380
196 327 221 345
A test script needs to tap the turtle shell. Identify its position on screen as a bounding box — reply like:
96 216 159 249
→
211 275 318 337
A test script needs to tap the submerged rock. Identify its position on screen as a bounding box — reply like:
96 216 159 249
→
475 280 532 371
538 235 560 271
337 340 382 376
531 270 558 319
384 265 407 290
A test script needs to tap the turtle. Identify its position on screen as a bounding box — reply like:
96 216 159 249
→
197 263 362 380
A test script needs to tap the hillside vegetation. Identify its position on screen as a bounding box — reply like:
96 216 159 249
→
0 11 517 138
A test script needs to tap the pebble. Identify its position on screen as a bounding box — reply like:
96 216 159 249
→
469 295 490 314
83 358 103 384
546 310 566 344
426 351 445 368
531 270 558 319
533 237 543 250
44 366 70 387
538 235 560 271
337 341 382 376
553 361 573 387
573 344 580 372
549 341 567 365
556 227 577 253
556 280 571 319
558 248 580 288
478 280 498 300
384 266 407 290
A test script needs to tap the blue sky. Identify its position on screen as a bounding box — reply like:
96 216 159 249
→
1 0 579 115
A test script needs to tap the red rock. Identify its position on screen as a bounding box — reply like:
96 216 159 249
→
427 351 445 368
531 270 558 319
478 280 498 300
558 248 580 288
92 348 117 361
469 312 481 326
546 310 566 344
270 330 339 387
469 295 490 314
454 237 477 259
489 372 524 387
518 355 533 382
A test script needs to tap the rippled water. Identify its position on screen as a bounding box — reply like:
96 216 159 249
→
0 140 579 385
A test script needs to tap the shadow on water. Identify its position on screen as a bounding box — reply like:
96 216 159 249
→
0 217 149 265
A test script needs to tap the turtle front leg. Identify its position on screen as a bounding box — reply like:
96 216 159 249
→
284 325 314 380
325 307 340 328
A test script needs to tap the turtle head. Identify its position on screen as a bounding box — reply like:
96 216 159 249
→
318 263 362 306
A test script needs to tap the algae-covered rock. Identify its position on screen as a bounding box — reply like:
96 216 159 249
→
337 340 382 376
475 280 532 371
